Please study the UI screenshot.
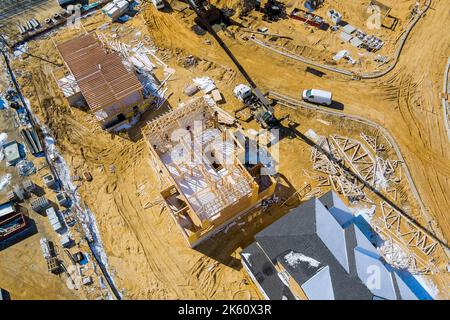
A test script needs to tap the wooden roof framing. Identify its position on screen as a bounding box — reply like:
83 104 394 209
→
56 33 143 115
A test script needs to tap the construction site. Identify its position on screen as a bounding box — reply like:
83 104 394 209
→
0 0 449 300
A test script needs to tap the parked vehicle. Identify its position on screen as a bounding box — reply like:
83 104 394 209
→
233 84 253 102
302 89 332 106
152 0 165 10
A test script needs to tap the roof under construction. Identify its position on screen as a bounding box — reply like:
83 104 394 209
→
56 33 143 117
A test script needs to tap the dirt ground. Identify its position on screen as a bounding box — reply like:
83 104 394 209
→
230 0 418 72
0 55 117 300
1 0 449 299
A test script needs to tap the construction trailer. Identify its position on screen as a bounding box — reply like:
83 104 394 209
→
290 8 329 30
143 98 277 247
56 33 150 131
0 202 28 242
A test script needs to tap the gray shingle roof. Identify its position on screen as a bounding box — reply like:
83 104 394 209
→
241 242 295 300
241 191 428 300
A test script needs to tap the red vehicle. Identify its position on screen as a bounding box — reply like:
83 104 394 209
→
290 8 329 30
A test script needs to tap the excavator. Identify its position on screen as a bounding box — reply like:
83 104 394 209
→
184 0 280 128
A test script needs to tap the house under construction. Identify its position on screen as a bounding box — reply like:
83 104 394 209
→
55 32 150 131
143 98 277 247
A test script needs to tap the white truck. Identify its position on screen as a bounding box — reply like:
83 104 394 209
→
302 89 333 106
152 0 165 10
233 84 253 102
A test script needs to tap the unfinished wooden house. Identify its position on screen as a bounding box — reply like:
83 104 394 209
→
56 33 148 131
143 98 277 247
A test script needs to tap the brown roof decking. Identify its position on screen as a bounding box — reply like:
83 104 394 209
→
57 33 143 114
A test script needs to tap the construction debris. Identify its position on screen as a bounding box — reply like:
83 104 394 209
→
16 159 36 176
182 55 198 68
40 238 61 274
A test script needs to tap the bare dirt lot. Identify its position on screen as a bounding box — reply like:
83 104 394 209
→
1 0 448 299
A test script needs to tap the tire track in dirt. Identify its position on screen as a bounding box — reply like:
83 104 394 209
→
108 144 178 297
110 143 206 298
124 142 226 299
188 256 221 299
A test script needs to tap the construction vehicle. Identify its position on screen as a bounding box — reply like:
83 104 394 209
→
233 84 278 128
151 0 165 10
185 0 279 129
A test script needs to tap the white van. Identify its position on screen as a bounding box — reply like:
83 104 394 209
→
302 89 333 106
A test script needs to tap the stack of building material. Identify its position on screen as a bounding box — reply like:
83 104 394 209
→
17 19 40 35
31 196 50 213
46 207 64 233
340 31 353 43
56 192 70 207
211 89 223 103
102 0 129 21
12 185 26 201
20 127 43 155
327 9 342 25
40 238 60 274
42 173 57 189
60 233 73 248
193 77 216 94
16 159 36 176
62 209 76 227
2 141 21 165
340 24 384 51
82 276 93 286
22 179 36 194
0 201 28 241
184 84 199 96
40 238 51 259
130 45 156 73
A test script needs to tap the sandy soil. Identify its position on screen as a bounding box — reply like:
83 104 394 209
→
1 0 448 299
231 0 418 72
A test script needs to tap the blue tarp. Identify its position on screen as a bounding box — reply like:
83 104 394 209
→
304 1 314 12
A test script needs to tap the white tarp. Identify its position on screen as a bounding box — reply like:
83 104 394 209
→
193 77 216 94
0 173 12 192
